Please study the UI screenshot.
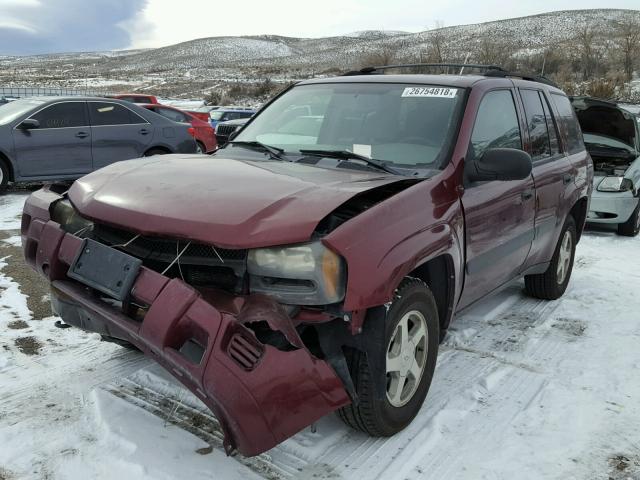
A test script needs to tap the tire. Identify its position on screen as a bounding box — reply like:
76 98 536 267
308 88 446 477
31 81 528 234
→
143 148 168 157
337 278 439 436
0 159 9 193
617 200 640 237
524 215 577 300
196 141 206 154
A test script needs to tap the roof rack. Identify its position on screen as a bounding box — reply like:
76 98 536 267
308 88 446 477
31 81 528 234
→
343 63 558 88
343 63 506 76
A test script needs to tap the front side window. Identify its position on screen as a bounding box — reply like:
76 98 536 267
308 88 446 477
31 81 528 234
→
520 89 551 160
235 83 466 168
89 102 146 126
551 93 585 155
30 102 87 129
470 90 522 160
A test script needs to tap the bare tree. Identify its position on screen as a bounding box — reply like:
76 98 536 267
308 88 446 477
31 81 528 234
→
576 25 597 81
423 21 447 65
359 45 397 68
476 35 516 69
615 18 640 81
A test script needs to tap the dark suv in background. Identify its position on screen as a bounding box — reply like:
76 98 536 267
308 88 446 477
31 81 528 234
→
22 65 591 456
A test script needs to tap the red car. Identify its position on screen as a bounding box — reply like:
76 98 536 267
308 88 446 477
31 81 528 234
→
110 94 159 104
22 65 591 456
139 104 217 153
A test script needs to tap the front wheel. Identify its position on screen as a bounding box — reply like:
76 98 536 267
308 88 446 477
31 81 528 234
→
337 278 439 436
524 215 577 300
0 159 9 193
617 200 640 237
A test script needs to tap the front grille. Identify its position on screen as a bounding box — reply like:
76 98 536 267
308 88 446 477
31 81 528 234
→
228 333 263 370
89 224 247 292
216 124 239 137
91 224 247 264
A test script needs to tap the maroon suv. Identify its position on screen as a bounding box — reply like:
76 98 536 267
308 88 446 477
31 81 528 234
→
22 65 592 457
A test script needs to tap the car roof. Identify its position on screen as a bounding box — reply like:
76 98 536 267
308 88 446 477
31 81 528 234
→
298 73 565 93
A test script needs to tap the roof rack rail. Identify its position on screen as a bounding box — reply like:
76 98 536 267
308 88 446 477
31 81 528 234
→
483 69 559 88
343 63 506 76
343 63 559 88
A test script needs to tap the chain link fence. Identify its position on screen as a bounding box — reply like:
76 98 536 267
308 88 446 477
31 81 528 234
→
0 86 111 99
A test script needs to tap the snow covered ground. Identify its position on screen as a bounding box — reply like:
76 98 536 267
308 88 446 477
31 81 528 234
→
1 191 639 480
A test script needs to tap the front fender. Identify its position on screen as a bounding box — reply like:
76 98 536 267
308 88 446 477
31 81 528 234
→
323 172 464 321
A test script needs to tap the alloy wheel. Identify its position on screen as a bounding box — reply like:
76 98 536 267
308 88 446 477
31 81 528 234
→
556 231 572 285
385 310 428 407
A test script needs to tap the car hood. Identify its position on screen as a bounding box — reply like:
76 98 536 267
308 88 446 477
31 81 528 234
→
572 97 638 151
68 154 403 248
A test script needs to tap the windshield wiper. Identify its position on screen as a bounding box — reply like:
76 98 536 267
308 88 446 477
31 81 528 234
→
298 149 398 175
228 141 287 160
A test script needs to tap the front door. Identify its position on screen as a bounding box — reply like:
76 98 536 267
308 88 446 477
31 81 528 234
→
13 101 92 177
459 89 536 308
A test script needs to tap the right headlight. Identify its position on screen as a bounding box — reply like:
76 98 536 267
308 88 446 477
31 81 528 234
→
597 176 633 192
50 199 94 234
247 241 346 305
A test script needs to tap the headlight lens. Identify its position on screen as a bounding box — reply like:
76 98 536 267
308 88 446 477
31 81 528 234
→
597 176 633 192
247 241 346 305
50 199 93 234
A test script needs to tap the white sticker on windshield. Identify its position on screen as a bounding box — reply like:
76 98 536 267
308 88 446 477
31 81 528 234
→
401 87 458 98
353 144 372 158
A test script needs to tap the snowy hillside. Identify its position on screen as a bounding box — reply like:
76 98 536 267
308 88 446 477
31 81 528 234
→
0 8 638 98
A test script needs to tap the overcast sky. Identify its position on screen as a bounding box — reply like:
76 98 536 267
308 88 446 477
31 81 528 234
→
0 0 638 55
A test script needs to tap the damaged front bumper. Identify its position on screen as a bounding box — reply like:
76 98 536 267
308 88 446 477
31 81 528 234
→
22 189 351 457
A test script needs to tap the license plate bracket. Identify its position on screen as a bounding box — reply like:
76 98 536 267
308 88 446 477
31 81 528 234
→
68 239 142 301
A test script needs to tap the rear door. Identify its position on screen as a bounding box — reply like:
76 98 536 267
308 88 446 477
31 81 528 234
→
459 89 536 307
88 101 153 170
13 101 92 177
517 89 572 267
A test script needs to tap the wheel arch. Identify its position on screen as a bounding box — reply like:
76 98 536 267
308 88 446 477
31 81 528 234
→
406 254 456 334
569 196 589 242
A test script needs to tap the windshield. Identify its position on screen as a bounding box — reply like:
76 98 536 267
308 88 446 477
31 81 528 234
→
234 83 466 169
210 111 224 120
0 98 45 126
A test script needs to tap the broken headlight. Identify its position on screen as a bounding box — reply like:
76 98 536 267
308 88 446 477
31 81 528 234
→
597 176 633 193
50 199 94 234
247 241 346 305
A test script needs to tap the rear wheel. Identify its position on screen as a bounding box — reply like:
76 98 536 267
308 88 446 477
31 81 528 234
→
617 200 640 237
337 278 439 436
524 215 576 300
196 141 206 154
143 148 168 157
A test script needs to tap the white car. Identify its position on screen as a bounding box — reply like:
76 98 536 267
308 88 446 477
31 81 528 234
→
573 97 640 236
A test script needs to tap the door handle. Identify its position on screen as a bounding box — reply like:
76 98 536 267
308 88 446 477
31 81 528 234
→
562 174 573 185
139 129 150 135
75 132 89 139
521 189 534 201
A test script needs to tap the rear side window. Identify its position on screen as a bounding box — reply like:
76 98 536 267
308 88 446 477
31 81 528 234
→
89 102 146 126
31 102 87 129
153 107 189 123
550 94 584 155
520 89 551 160
540 94 561 156
470 90 522 159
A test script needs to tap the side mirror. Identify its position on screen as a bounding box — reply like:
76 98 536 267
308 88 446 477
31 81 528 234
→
18 118 40 130
466 148 532 182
